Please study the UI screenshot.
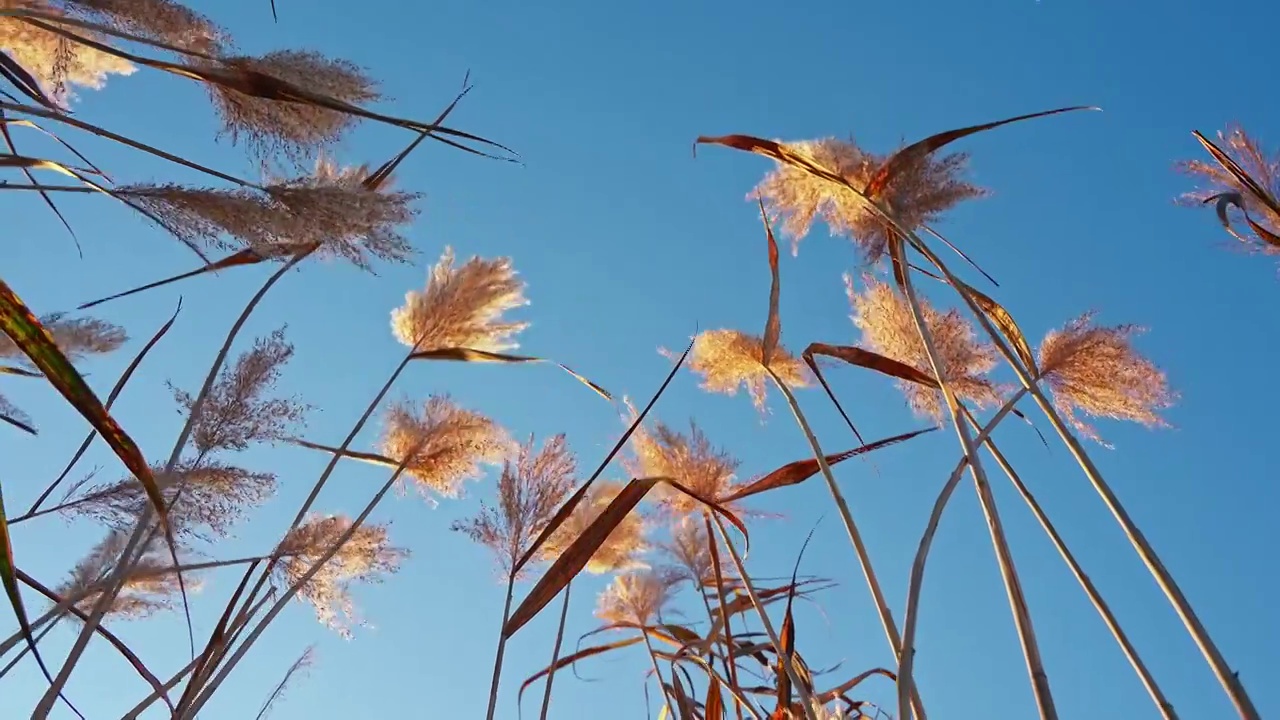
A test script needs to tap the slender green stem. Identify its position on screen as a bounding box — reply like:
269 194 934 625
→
537 582 573 720
766 370 927 720
895 253 1056 720
909 235 1257 720
485 574 518 720
961 408 1178 720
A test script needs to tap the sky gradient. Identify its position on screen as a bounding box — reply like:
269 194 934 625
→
2 0 1278 718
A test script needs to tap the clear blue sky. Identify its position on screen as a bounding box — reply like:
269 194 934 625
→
3 0 1278 717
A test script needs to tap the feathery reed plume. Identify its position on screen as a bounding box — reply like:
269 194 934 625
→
542 480 649 574
452 434 577 578
847 274 1000 421
60 0 226 52
62 461 275 540
681 329 810 412
390 247 528 351
59 529 189 620
1037 312 1176 446
206 50 380 161
753 137 986 261
0 312 125 361
122 160 418 266
170 327 307 455
1177 124 1280 254
377 395 512 500
659 514 731 588
594 568 682 626
0 0 135 102
626 420 742 516
274 514 407 638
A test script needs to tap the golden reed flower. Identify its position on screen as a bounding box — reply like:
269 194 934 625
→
377 395 513 500
275 514 407 638
626 419 742 517
685 329 811 411
1177 124 1280 255
847 275 1000 421
451 434 577 578
541 480 649 575
594 567 682 626
390 247 528 351
0 0 135 103
753 137 986 261
1038 312 1176 446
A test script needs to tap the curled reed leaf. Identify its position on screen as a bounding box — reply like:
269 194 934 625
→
682 329 810 412
594 567 683 626
391 247 528 352
59 530 190 620
274 515 407 638
1178 125 1280 255
377 395 513 500
1038 312 1177 446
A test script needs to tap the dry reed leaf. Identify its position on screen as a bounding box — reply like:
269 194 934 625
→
761 198 782 365
451 434 577 578
846 275 1001 421
410 347 611 401
682 329 810 412
274 514 407 638
377 395 512 500
626 420 743 516
1178 125 1280 254
517 635 644 703
1038 312 1176 446
59 529 189 620
391 246 528 352
541 480 649 575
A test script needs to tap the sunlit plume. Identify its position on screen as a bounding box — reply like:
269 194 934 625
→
626 419 742 517
594 568 682 626
390 247 528 352
377 395 513 500
682 329 811 412
541 480 650 575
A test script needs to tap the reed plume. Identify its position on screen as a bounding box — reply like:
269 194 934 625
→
541 480 649 574
684 329 810 412
0 0 135 102
274 514 407 638
594 568 682 626
1177 124 1280 254
60 0 226 52
0 312 125 361
391 247 528 351
1038 312 1176 446
451 434 577 579
377 395 513 500
847 274 1001 421
753 136 986 261
659 514 731 588
626 419 743 517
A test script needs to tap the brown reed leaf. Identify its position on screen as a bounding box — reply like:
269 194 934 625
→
451 434 577 578
761 198 782 364
954 280 1039 376
626 420 742 516
170 327 307 454
681 329 810 412
60 529 191 620
274 514 407 638
541 480 649 575
517 635 644 704
377 395 512 500
846 274 1001 420
1038 312 1176 446
391 247 528 352
1179 125 1280 254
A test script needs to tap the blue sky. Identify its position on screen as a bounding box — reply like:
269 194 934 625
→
3 0 1278 718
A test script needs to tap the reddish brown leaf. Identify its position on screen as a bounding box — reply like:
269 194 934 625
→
1193 131 1280 217
955 281 1039 376
78 249 266 310
1207 191 1280 249
409 347 611 401
805 342 938 388
760 199 782 367
705 677 726 720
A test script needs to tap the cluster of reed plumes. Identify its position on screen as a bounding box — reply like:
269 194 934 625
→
0 2 1268 720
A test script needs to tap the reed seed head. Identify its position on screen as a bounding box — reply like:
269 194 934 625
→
1038 312 1176 446
541 480 649 575
390 247 529 352
0 1 135 103
171 327 307 455
753 137 986 261
0 312 125 362
61 0 227 53
594 567 682 626
60 529 190 620
275 514 407 638
1177 124 1280 255
377 395 513 500
451 434 577 577
660 514 733 588
207 50 380 162
684 329 811 412
847 274 1000 421
626 420 741 517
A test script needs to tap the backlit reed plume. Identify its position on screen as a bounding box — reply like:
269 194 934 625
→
206 49 380 161
61 0 226 53
274 514 407 638
390 247 528 352
377 395 513 500
1038 312 1176 445
0 0 135 102
0 312 125 361
1177 124 1280 254
121 158 419 267
626 420 742 517
684 329 811 411
61 461 274 541
594 568 682 626
451 434 577 579
659 514 732 588
752 136 986 261
170 328 307 455
60 529 188 620
541 480 649 574
847 274 1000 421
